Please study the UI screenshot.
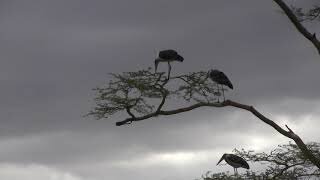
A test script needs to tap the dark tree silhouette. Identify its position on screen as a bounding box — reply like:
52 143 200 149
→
198 142 320 180
87 0 320 174
87 67 320 169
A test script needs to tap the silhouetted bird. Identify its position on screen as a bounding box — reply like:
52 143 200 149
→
208 69 233 102
154 49 184 78
217 153 249 174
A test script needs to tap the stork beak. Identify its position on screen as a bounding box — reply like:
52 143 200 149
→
217 155 225 165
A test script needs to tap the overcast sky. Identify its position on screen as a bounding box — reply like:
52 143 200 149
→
0 0 319 180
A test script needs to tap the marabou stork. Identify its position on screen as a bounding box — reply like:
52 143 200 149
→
217 153 249 175
208 69 233 102
154 49 184 78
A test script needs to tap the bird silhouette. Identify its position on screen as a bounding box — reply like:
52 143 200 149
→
208 69 233 102
217 153 249 175
154 49 184 78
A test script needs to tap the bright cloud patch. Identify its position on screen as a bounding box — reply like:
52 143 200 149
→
0 164 83 180
111 150 221 168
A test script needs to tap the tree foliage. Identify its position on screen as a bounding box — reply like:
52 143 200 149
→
198 142 320 180
88 68 220 122
292 5 320 22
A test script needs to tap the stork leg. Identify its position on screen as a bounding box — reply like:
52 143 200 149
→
216 84 220 103
222 85 225 102
167 61 172 79
154 60 158 73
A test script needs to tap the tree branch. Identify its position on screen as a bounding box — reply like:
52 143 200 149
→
273 0 320 55
115 99 320 168
125 106 136 119
272 161 306 179
155 90 167 113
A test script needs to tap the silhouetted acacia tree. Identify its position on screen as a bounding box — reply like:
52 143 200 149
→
198 142 320 180
87 67 320 169
87 0 320 172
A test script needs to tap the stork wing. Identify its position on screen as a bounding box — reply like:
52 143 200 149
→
223 75 233 89
159 49 178 59
228 154 249 169
219 71 233 89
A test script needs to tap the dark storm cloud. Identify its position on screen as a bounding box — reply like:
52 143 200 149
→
0 0 319 179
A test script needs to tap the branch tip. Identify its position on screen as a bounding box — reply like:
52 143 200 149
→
116 120 132 126
115 122 122 126
285 124 294 133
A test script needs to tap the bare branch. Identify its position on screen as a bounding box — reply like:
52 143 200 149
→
285 124 294 133
155 90 168 113
273 0 320 54
125 106 136 119
115 99 320 168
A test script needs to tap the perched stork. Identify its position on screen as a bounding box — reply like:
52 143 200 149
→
154 49 184 78
217 153 249 175
208 69 233 102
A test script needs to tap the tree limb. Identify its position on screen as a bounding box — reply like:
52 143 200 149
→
115 99 320 168
90 69 320 169
273 0 320 55
272 161 305 179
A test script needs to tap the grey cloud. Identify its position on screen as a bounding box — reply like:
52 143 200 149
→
0 0 319 179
